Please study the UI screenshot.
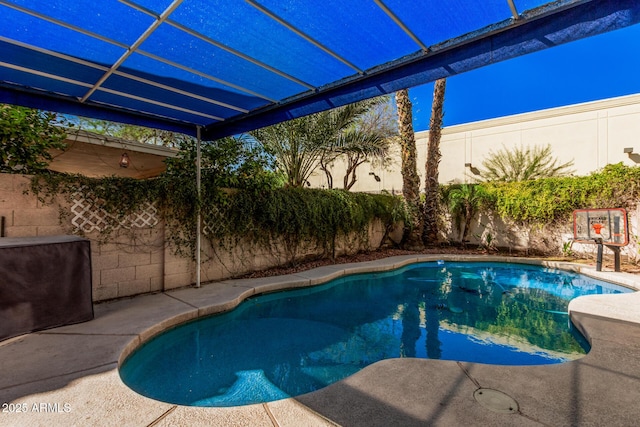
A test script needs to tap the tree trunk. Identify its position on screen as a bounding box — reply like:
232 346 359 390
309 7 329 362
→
343 154 362 190
345 170 356 190
319 161 333 189
395 89 422 248
461 204 473 244
422 78 446 246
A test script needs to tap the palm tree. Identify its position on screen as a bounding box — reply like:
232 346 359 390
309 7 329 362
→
336 128 390 190
250 118 320 187
318 147 340 189
250 98 388 188
445 183 485 244
395 88 422 247
478 144 574 182
335 99 395 190
422 78 446 246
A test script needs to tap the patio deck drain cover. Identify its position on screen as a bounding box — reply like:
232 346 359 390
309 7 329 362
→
473 388 519 414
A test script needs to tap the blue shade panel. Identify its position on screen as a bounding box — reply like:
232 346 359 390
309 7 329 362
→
3 0 155 46
126 0 178 15
121 54 268 112
169 0 355 87
0 42 106 86
101 74 244 120
0 67 90 99
138 24 309 101
516 0 557 14
90 90 214 126
253 0 420 70
383 0 513 47
0 5 127 66
1 0 638 139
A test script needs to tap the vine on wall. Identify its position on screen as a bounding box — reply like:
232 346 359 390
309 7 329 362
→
440 163 640 257
481 163 640 224
33 159 640 263
30 173 409 262
203 188 407 261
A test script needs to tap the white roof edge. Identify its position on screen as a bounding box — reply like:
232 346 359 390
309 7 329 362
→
64 128 180 158
416 92 640 137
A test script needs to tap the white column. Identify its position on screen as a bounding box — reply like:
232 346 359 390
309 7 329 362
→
196 126 201 288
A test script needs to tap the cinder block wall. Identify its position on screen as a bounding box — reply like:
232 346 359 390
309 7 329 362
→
89 229 166 300
446 206 639 261
1 174 399 301
0 174 61 237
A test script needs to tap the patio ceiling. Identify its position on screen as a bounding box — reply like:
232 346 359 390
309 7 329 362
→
1 0 639 141
48 129 178 179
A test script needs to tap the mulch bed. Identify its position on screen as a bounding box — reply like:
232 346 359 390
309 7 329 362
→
237 246 640 279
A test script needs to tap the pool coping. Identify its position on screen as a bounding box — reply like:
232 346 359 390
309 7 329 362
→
2 254 640 426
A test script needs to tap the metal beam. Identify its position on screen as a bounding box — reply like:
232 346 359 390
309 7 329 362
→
0 35 110 72
0 0 129 49
0 87 198 136
506 0 520 20
81 0 184 102
136 50 279 103
120 0 316 91
0 36 249 114
203 0 640 140
98 87 224 121
0 1 275 107
0 61 93 89
0 61 223 122
112 70 250 113
245 0 364 74
374 0 429 52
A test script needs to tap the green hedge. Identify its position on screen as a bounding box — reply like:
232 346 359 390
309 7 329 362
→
211 187 406 244
30 173 408 258
481 163 640 224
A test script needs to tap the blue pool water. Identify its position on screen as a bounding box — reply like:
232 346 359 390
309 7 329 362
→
120 261 632 407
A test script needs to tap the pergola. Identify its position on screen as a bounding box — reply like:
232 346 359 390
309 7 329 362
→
2 0 639 286
2 0 639 141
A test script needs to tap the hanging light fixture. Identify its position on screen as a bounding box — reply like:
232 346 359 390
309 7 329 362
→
119 153 130 168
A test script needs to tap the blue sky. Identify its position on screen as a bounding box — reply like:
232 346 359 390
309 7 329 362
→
409 23 640 132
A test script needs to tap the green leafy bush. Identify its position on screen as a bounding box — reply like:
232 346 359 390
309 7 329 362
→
164 135 283 191
205 188 407 259
482 163 640 224
1 105 67 173
31 172 407 260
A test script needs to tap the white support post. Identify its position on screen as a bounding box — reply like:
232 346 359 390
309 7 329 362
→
196 126 202 288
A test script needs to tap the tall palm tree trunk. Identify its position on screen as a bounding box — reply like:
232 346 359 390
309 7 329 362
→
462 203 473 244
395 89 422 247
422 78 446 246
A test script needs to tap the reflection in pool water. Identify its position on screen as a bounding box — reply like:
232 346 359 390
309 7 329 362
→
120 262 631 407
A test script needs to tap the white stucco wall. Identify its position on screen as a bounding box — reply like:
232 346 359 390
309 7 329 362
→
308 92 640 191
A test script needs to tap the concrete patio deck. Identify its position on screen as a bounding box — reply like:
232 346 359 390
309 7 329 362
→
1 255 640 427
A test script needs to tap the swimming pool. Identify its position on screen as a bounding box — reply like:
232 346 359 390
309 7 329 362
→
119 261 631 407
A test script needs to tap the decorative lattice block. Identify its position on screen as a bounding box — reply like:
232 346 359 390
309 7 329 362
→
69 187 159 233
